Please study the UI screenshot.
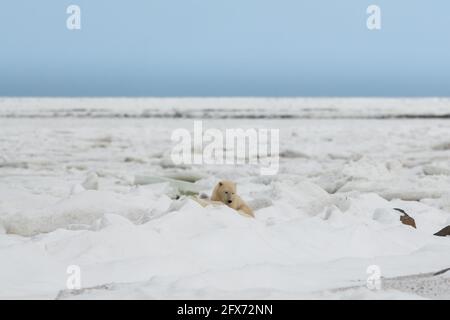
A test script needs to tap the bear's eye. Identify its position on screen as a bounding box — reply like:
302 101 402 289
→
225 191 228 194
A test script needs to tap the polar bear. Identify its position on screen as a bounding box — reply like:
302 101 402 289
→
210 180 254 217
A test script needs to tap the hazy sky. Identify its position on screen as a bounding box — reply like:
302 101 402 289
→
1 0 449 96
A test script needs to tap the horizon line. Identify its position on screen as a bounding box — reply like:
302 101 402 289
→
1 96 450 99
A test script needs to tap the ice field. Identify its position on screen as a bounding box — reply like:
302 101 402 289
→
1 98 450 299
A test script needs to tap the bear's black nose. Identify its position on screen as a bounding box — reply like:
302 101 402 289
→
228 200 232 204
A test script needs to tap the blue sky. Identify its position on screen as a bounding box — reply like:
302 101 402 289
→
0 0 449 96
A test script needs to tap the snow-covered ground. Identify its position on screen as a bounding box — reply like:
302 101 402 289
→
1 98 450 299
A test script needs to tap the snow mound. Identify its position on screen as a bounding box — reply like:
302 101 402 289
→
0 189 170 237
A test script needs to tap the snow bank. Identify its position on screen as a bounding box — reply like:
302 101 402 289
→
2 178 450 299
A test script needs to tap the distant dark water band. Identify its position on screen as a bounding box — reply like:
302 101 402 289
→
1 114 450 119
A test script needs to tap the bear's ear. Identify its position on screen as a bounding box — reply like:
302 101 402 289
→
219 181 223 186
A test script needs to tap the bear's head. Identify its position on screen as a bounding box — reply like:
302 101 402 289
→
214 180 237 206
